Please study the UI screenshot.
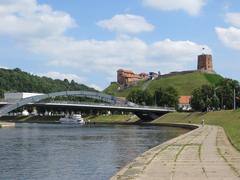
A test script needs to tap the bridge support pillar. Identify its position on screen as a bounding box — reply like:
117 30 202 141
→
134 112 169 122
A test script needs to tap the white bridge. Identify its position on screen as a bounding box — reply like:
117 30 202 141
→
0 91 175 120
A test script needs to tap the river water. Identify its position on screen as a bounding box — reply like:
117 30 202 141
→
0 123 189 180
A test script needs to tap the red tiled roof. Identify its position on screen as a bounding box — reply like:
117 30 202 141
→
117 69 134 73
179 96 191 104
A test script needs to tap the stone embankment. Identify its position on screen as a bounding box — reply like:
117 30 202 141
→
111 125 240 180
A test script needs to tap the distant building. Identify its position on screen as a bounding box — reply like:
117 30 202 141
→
4 92 44 102
117 69 148 86
178 96 192 111
139 72 148 79
197 54 213 72
149 72 158 80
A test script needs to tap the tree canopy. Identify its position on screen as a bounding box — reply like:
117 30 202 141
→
0 68 96 98
154 86 179 107
127 89 153 105
190 78 240 111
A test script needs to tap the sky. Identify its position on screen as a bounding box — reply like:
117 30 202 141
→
0 0 239 90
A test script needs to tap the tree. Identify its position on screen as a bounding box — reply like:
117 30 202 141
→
0 89 4 99
190 88 205 111
217 78 240 109
191 85 220 111
211 95 220 110
154 86 178 107
143 90 153 105
127 89 153 105
0 68 97 102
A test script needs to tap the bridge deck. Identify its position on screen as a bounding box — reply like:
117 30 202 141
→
33 102 175 112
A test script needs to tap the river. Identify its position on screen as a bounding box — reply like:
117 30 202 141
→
0 123 189 180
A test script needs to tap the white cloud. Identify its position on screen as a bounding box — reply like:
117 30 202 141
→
215 12 240 50
0 0 75 39
0 0 212 86
89 84 103 91
30 36 211 75
0 65 9 69
38 72 103 91
225 13 240 28
216 27 240 50
97 14 154 34
38 71 86 83
142 0 206 16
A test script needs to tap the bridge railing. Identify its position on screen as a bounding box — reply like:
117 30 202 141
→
36 100 176 111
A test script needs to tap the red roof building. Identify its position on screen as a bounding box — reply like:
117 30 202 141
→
117 69 148 86
178 96 192 111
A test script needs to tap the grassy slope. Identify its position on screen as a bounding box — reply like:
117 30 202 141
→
153 110 240 151
147 72 222 95
85 115 139 123
104 82 119 95
104 72 223 97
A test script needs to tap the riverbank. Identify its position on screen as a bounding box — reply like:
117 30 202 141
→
0 122 15 128
83 110 240 152
111 125 240 180
0 114 139 124
85 114 139 123
110 110 240 179
153 110 240 151
0 116 60 124
87 110 240 152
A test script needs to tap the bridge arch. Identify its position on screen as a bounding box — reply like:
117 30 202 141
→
0 91 132 116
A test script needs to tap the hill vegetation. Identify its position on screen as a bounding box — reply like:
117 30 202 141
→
104 72 223 97
0 68 96 98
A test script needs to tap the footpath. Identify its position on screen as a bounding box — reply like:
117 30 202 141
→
111 125 240 180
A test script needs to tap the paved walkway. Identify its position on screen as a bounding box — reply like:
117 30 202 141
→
111 125 240 180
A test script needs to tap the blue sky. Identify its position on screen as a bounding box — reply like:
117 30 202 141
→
0 0 239 90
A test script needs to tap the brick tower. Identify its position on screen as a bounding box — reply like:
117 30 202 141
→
197 54 213 72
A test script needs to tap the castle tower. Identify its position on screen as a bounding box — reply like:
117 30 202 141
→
197 54 213 72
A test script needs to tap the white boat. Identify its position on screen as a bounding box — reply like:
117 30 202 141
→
59 114 85 124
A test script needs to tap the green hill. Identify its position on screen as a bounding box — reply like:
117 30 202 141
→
0 68 96 98
104 72 223 97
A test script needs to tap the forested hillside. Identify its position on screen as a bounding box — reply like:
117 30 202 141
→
0 68 96 98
